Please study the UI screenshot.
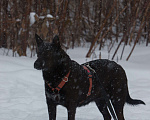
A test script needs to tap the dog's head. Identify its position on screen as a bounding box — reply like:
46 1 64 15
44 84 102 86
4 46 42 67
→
34 34 70 71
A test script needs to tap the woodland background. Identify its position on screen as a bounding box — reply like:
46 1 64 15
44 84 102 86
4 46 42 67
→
0 0 150 60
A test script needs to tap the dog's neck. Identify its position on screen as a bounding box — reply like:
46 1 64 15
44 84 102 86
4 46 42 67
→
42 58 71 88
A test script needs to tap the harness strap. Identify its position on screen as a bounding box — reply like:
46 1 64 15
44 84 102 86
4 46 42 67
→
46 71 70 92
83 65 92 96
46 65 92 97
56 71 70 91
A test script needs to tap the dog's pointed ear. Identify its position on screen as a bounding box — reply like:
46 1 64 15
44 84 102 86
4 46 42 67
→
53 35 61 48
35 33 43 47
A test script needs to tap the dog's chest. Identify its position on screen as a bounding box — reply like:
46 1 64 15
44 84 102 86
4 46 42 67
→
46 91 60 100
45 90 65 104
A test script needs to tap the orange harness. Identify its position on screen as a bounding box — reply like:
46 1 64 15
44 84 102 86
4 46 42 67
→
83 65 93 96
46 66 92 97
46 71 70 93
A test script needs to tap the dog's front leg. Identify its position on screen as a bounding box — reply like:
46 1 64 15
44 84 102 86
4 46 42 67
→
67 101 77 120
46 98 57 120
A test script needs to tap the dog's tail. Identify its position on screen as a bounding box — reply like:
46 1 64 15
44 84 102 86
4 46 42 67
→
126 89 145 105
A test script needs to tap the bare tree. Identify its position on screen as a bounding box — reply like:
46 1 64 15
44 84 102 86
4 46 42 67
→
0 0 149 60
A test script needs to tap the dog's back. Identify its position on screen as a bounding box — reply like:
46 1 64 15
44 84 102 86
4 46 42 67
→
83 59 145 106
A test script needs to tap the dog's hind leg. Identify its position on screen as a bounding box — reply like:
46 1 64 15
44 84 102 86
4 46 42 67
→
113 105 125 120
95 99 111 120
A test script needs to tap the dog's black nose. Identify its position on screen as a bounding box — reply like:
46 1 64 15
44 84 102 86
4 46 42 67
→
34 61 42 70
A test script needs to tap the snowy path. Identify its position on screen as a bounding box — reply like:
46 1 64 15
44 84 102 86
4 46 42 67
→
0 45 150 120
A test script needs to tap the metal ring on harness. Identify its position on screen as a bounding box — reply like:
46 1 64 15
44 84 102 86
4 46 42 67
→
63 77 68 82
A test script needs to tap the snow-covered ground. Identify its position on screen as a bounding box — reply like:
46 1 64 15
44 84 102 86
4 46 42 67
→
0 44 150 120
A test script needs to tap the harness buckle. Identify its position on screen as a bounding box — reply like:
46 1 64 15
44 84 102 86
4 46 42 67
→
88 74 92 78
63 77 68 82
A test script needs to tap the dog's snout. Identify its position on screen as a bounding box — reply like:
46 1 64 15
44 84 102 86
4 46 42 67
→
34 60 43 70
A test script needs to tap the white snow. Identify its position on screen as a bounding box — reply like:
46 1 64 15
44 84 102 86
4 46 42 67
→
29 12 53 26
0 44 150 120
29 12 36 26
47 14 53 18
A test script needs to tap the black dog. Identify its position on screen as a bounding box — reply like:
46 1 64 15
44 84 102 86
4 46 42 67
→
34 34 145 120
